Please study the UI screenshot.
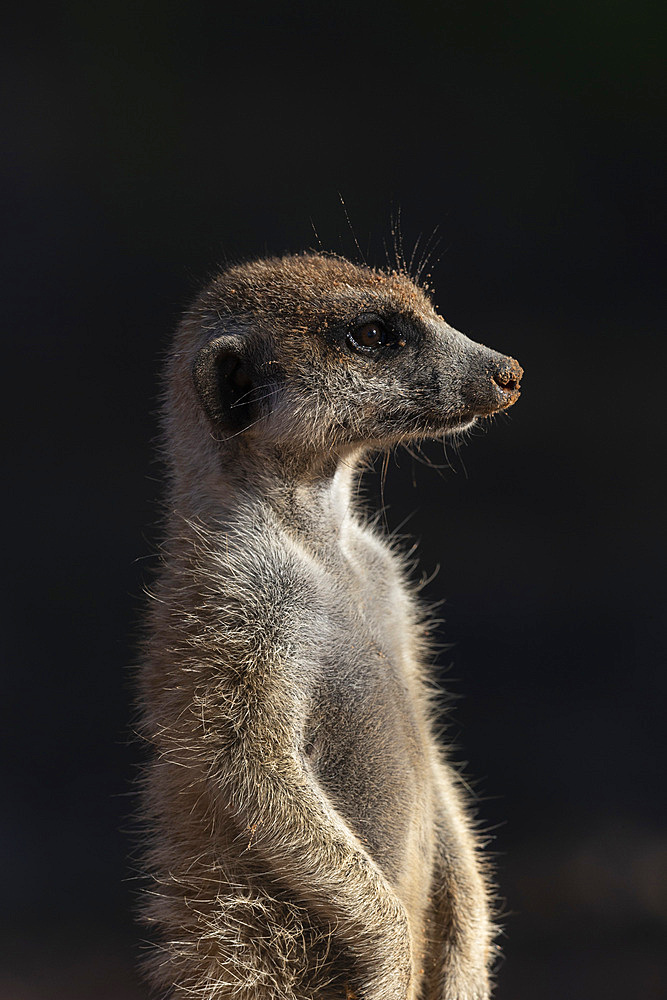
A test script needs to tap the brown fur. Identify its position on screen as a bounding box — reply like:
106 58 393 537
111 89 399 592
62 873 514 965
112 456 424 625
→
137 252 522 999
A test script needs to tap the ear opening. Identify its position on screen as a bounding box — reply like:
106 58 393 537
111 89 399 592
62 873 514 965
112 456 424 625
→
192 337 258 433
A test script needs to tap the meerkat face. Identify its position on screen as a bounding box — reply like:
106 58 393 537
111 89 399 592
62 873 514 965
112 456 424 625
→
187 253 522 457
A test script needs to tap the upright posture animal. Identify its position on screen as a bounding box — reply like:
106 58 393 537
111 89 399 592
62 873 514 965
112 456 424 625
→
139 253 522 1000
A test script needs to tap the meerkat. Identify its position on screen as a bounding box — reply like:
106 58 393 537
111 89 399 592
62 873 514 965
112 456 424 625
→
138 252 522 1000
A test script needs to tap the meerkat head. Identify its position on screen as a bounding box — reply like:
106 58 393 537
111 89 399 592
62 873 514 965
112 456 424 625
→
165 253 522 479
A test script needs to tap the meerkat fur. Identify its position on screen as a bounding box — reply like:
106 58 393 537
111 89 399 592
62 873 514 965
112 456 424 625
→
137 252 523 1000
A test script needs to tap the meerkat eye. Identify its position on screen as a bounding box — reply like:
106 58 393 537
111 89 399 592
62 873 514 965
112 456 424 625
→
347 321 391 354
357 322 385 347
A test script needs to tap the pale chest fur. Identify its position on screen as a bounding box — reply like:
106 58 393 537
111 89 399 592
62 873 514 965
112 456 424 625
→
260 516 438 924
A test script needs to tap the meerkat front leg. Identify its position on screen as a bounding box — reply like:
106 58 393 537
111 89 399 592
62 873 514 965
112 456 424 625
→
421 763 495 1000
217 696 417 1000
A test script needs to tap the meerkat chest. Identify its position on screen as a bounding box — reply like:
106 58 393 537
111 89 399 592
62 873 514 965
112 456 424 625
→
297 542 434 883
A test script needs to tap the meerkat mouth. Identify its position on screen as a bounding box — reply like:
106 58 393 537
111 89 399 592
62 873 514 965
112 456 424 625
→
445 416 478 435
421 410 479 437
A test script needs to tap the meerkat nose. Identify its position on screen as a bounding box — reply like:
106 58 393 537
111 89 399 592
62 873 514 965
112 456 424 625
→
491 357 523 405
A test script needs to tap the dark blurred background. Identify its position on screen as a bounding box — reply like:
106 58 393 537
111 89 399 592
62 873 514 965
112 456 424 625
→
2 1 665 997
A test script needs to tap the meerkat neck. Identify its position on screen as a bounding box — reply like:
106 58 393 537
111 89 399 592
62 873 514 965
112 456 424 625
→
166 445 364 547
260 457 360 547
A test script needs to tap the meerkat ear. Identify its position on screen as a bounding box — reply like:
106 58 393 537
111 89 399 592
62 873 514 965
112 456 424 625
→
192 336 257 432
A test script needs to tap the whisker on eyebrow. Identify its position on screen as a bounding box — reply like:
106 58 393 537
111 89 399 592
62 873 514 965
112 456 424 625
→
408 234 422 280
389 204 407 275
339 193 365 265
309 215 324 252
414 226 443 285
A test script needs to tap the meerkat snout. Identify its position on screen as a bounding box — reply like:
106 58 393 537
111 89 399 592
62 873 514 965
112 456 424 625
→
457 345 523 419
491 356 523 407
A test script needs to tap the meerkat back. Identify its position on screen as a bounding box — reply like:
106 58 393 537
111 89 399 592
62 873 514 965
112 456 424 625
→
138 253 522 1000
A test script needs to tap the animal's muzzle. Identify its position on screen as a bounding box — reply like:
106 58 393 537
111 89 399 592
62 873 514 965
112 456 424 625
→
490 356 523 409
463 352 523 415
